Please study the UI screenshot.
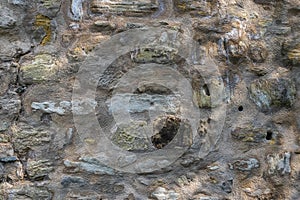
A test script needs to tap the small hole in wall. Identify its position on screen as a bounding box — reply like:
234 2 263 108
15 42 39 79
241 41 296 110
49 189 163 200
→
238 106 243 111
40 113 52 125
266 131 273 140
203 84 210 96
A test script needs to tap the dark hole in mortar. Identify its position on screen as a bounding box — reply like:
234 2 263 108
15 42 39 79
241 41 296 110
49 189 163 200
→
266 131 273 140
203 84 210 96
238 106 243 111
40 113 52 125
151 116 181 149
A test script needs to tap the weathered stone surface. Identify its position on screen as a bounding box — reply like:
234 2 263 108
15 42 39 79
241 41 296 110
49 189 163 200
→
71 0 84 21
11 123 52 156
0 92 21 131
91 21 116 33
282 36 300 66
61 175 87 187
90 0 158 16
0 0 299 199
267 152 291 175
2 185 52 199
1 161 24 182
131 47 178 64
231 126 279 143
0 7 16 29
31 101 71 115
229 158 259 171
64 157 115 175
151 187 179 200
111 122 151 151
0 143 14 159
173 0 215 16
249 78 296 111
20 54 60 84
27 159 54 180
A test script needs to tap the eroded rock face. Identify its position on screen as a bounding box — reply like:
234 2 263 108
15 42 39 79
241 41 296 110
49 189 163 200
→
0 0 299 199
249 78 296 111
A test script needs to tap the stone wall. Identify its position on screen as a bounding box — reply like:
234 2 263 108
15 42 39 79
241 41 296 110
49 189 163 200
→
0 0 300 199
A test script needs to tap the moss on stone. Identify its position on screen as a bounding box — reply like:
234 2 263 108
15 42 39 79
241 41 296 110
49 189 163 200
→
21 54 57 84
111 122 150 151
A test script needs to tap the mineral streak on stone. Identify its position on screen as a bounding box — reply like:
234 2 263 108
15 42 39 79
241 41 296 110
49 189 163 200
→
34 14 52 45
90 0 159 16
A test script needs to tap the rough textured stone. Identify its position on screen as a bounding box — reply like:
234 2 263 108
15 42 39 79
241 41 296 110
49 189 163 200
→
64 157 115 175
249 78 296 111
20 54 59 84
267 152 291 175
27 159 54 180
229 158 259 171
0 0 299 199
0 7 16 29
90 0 158 16
11 123 52 156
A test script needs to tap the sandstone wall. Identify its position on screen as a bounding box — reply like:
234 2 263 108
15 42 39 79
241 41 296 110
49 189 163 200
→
0 0 300 199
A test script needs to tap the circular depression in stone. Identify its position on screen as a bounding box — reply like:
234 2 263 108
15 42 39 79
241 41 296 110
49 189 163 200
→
72 27 226 173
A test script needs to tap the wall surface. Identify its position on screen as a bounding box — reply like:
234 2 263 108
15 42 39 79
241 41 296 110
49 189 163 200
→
0 0 300 199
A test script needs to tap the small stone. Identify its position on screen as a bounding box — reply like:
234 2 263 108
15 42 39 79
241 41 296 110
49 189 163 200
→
113 184 124 193
151 187 180 200
207 165 219 171
248 43 268 63
253 0 274 4
267 152 291 175
131 46 178 64
0 7 16 29
27 159 54 180
4 185 52 199
11 123 52 156
0 156 18 162
175 175 189 187
20 54 59 84
231 126 277 143
230 158 259 171
282 36 300 66
90 0 158 17
31 101 71 115
8 0 27 5
61 176 87 187
3 161 24 181
126 23 145 29
0 141 14 156
0 93 21 131
71 0 84 21
64 157 115 175
69 23 80 30
249 78 296 111
92 21 116 33
151 187 168 200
